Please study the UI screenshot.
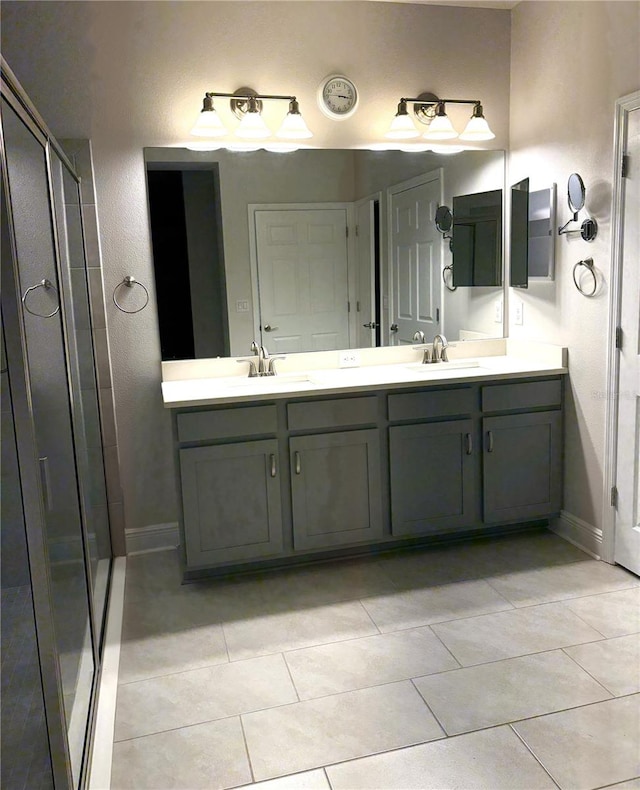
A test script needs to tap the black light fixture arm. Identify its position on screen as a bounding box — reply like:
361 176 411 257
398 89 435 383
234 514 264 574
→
400 97 482 108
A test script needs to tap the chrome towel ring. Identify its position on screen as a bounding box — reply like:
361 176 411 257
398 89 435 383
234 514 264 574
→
442 264 457 292
22 278 60 318
113 276 149 314
572 257 597 297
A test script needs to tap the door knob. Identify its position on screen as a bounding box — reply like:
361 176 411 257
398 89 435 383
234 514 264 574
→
362 322 379 329
390 323 399 332
263 324 279 332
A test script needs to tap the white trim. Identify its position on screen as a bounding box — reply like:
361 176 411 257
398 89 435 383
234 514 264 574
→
602 90 640 564
125 522 179 555
88 556 126 790
550 510 603 560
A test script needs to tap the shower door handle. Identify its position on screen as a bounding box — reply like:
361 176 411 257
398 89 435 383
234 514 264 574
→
39 457 53 511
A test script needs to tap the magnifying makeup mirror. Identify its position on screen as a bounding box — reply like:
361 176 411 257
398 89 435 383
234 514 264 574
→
559 172 598 241
435 205 453 250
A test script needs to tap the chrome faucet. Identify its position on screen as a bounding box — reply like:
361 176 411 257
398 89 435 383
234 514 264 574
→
249 340 273 375
432 333 449 362
413 330 432 363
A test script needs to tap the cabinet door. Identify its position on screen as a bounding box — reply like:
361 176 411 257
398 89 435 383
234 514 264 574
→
483 411 562 524
290 430 383 550
390 420 477 536
180 440 283 567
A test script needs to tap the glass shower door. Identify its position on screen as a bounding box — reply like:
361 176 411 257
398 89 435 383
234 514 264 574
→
2 96 95 788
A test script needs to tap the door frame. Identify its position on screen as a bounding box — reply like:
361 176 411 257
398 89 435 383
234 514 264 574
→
354 191 382 348
602 89 640 564
247 202 355 347
386 168 443 346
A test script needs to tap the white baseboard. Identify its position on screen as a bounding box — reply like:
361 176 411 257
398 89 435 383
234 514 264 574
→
550 510 603 560
125 522 179 555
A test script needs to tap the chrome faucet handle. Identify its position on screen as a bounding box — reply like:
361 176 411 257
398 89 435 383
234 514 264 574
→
422 346 432 364
267 355 286 376
237 358 259 377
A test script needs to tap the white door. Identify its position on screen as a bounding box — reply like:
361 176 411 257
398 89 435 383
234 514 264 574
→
388 173 442 345
614 104 640 574
355 197 376 348
254 208 349 353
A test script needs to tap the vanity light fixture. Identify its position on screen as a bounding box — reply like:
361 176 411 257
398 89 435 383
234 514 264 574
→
385 92 495 142
191 88 312 146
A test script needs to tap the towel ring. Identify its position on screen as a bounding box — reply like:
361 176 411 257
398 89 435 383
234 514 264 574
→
572 257 597 297
442 264 457 292
22 279 60 318
113 276 149 314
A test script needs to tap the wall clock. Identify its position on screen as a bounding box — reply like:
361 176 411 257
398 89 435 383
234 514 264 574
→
317 75 359 120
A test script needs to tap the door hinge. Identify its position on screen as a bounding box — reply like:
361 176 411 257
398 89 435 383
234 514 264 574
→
621 154 629 178
436 307 440 323
346 226 349 238
615 326 623 350
347 301 351 313
355 224 359 237
611 485 618 507
356 301 361 312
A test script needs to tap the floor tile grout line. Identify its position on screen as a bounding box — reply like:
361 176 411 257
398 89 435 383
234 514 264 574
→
558 645 623 698
508 722 562 790
322 765 333 789
238 714 256 785
281 651 301 702
424 623 463 669
409 676 449 736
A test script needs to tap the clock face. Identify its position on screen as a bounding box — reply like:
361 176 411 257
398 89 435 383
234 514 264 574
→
318 75 358 120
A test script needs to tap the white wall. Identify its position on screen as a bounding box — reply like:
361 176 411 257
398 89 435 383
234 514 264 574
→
509 1 639 533
1 1 511 543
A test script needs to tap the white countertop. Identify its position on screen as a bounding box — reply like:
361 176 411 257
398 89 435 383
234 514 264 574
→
162 339 568 409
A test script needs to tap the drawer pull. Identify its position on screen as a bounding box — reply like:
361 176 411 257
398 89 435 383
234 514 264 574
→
294 451 301 475
487 430 494 453
270 454 277 478
465 433 473 455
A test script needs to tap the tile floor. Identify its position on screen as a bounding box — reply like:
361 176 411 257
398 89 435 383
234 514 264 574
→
111 529 640 790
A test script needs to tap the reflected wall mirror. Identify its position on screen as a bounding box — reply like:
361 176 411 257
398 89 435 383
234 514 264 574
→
144 147 506 359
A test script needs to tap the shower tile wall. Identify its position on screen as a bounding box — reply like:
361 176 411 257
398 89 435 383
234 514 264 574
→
61 138 125 558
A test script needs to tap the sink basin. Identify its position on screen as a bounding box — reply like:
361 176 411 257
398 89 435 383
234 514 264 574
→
404 359 482 372
215 373 312 388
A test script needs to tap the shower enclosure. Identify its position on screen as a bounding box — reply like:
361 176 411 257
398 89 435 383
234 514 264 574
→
1 61 113 788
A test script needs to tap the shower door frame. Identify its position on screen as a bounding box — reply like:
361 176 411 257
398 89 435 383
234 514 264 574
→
1 59 110 789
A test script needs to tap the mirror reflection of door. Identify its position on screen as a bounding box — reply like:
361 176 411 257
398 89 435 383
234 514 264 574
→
252 206 350 353
354 196 380 348
388 172 442 345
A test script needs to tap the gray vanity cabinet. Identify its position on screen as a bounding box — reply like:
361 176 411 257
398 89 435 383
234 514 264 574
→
389 419 477 536
290 429 383 551
482 410 562 524
179 439 283 567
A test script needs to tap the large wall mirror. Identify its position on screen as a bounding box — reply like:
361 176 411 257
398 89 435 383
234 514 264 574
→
144 147 506 360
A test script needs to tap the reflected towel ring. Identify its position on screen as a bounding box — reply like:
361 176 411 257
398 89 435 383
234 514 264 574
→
113 276 149 314
22 278 60 318
572 257 597 297
442 264 457 292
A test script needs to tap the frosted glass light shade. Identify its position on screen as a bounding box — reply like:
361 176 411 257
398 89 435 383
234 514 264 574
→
459 114 495 141
423 113 458 140
191 108 228 137
386 113 420 140
277 111 313 139
236 110 271 139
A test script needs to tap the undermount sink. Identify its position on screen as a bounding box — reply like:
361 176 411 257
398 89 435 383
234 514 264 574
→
404 359 483 373
216 373 313 388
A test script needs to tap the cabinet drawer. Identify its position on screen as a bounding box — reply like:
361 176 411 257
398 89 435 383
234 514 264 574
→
177 404 277 442
482 379 561 413
287 396 377 431
388 387 475 422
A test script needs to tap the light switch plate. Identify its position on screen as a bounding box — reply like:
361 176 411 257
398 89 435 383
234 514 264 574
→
514 299 524 326
494 299 503 323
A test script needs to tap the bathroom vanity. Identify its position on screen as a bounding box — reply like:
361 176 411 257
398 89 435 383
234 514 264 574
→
163 341 567 578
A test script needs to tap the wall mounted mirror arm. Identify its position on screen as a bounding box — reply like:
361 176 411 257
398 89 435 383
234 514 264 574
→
558 172 598 241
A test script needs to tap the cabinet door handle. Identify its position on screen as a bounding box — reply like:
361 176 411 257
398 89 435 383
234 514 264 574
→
487 430 494 453
294 451 301 475
465 433 473 455
270 454 277 478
